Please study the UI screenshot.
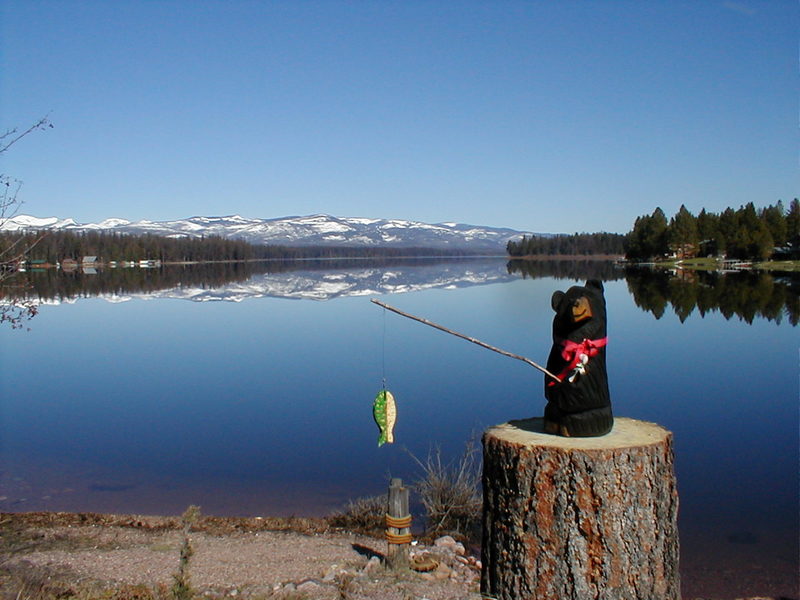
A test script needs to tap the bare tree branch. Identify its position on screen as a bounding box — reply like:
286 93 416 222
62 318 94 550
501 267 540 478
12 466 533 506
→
0 115 52 154
0 116 53 329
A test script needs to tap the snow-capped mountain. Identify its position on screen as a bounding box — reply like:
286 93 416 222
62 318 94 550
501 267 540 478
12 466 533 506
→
1 214 538 250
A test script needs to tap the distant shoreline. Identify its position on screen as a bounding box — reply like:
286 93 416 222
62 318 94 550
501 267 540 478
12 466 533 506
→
620 257 800 271
507 254 624 260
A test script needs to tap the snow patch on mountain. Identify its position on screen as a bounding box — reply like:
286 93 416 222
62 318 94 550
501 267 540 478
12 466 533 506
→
1 215 77 230
0 213 541 250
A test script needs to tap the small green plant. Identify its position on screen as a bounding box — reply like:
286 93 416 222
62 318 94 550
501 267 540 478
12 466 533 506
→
410 440 482 541
171 505 201 600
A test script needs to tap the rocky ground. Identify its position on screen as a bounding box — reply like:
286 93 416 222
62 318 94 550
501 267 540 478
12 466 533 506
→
1 512 481 600
1 512 797 600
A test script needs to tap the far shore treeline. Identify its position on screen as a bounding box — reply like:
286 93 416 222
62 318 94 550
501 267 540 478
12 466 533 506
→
505 232 626 257
0 229 478 264
507 200 800 262
623 200 800 261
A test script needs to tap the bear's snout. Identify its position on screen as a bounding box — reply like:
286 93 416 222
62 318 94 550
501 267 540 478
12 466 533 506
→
571 296 592 322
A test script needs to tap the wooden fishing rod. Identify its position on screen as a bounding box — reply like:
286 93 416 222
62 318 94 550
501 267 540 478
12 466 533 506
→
371 298 561 383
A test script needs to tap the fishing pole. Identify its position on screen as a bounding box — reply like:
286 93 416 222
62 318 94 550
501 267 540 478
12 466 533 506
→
370 298 561 383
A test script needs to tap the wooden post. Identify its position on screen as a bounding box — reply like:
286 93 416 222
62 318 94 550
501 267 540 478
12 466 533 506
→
386 477 411 570
481 417 679 600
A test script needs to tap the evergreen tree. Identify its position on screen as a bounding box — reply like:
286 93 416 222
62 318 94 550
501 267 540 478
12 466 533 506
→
696 208 720 256
786 198 800 244
716 207 739 256
760 201 787 246
626 207 669 259
648 207 669 257
720 204 772 260
624 216 647 259
667 204 698 258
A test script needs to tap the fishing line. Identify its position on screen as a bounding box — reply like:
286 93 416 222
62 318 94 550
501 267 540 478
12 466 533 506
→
372 302 397 447
381 304 387 391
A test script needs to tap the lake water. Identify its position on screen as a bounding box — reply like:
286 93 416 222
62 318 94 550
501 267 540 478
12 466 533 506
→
1 258 797 598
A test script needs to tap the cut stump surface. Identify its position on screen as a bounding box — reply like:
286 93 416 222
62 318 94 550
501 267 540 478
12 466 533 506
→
481 417 679 600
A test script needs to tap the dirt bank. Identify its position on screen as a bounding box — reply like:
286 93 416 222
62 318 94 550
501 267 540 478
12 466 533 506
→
1 512 797 600
1 512 480 600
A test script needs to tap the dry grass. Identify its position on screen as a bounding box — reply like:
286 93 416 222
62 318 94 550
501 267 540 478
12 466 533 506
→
328 441 483 543
0 560 161 600
327 494 387 537
0 510 190 600
170 505 200 600
410 440 482 542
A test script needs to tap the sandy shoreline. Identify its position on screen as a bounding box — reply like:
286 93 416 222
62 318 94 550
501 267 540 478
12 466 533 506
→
2 511 480 600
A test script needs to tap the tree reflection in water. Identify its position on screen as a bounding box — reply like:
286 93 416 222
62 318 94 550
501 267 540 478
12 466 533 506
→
623 267 799 325
507 259 799 326
7 258 799 326
506 258 625 282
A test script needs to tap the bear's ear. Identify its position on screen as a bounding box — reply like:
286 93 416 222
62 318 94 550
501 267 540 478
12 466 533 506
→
585 279 604 293
551 290 565 311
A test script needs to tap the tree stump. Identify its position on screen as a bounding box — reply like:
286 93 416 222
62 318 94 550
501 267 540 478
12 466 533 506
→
481 417 679 600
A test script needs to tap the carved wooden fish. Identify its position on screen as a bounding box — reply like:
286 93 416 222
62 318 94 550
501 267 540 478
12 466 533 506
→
373 389 396 446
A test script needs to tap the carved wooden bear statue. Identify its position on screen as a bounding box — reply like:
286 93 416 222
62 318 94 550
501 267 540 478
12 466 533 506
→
544 279 613 437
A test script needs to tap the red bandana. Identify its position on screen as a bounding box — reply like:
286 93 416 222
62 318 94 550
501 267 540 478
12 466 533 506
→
548 336 608 386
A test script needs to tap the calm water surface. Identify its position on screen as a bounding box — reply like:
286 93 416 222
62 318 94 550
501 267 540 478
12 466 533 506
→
1 259 797 597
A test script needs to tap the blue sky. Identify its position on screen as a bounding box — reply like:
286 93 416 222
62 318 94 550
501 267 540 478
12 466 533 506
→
1 1 796 233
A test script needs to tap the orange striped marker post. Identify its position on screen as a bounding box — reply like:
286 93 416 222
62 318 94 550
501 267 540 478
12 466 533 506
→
386 478 412 570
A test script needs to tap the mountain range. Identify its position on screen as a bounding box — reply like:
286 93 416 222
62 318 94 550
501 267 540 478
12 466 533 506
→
1 214 538 251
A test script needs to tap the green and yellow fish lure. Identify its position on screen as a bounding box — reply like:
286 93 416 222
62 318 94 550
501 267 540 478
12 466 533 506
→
373 389 397 447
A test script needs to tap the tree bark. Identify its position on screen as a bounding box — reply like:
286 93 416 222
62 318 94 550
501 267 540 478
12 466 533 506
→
481 417 679 600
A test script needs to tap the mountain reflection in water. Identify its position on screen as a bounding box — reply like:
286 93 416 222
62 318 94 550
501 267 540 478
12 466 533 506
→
10 258 515 303
5 257 799 325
